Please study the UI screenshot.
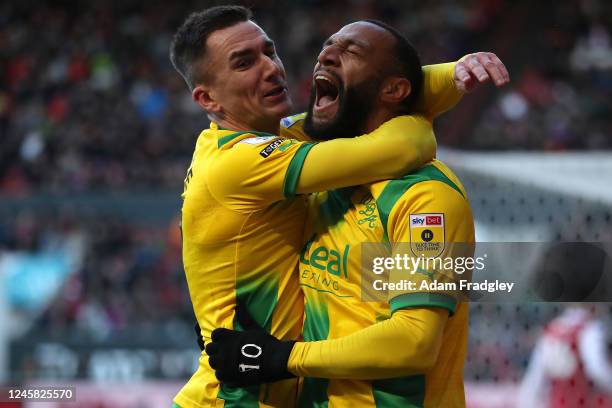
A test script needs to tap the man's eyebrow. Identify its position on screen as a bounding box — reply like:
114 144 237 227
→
229 48 254 61
323 36 368 49
229 40 275 60
344 38 368 48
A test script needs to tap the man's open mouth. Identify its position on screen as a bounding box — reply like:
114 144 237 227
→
264 86 286 97
313 73 340 118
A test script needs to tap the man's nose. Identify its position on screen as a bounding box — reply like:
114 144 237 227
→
262 55 283 81
317 44 340 68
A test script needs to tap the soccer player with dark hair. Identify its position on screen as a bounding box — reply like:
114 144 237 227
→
169 5 508 408
205 20 507 407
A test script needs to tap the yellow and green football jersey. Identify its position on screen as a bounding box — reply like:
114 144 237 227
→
298 159 475 408
175 121 311 408
175 61 464 408
174 114 437 408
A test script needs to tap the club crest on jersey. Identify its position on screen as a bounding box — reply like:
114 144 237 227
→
409 213 445 257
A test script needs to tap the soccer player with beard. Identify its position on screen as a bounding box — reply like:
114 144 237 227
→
172 5 508 408
206 20 508 407
171 8 436 408
171 6 461 408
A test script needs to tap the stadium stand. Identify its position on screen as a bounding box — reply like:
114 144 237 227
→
2 1 610 193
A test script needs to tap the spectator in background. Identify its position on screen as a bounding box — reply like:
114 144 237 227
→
519 242 612 406
518 306 612 407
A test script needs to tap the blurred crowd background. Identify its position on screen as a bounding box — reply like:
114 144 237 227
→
2 0 611 193
1 0 611 407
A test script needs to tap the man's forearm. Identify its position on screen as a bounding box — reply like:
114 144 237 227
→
296 115 435 194
287 308 447 379
416 62 463 120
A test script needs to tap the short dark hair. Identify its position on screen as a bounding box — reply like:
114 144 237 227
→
170 6 253 90
361 19 423 114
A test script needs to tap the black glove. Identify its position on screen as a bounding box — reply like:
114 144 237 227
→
195 322 205 351
205 304 296 386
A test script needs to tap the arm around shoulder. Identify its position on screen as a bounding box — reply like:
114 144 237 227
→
295 115 436 194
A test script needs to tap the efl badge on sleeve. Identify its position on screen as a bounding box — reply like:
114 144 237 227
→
281 112 306 128
237 136 278 145
409 213 445 258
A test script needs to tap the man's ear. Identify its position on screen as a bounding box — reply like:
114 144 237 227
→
380 77 411 105
193 85 221 115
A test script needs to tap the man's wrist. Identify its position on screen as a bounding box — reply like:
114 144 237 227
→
272 340 297 380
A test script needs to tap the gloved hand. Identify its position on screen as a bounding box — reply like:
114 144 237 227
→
205 304 296 386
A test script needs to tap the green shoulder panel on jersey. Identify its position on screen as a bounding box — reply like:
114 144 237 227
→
372 375 426 408
283 143 316 197
375 163 464 242
389 292 456 316
218 130 277 148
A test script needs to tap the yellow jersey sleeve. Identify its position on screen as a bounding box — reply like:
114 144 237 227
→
380 165 475 315
210 115 436 212
296 115 436 194
415 62 463 120
288 308 447 379
207 134 316 212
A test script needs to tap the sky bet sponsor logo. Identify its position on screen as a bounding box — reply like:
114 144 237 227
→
409 213 445 257
259 138 286 158
426 215 442 225
410 214 444 227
